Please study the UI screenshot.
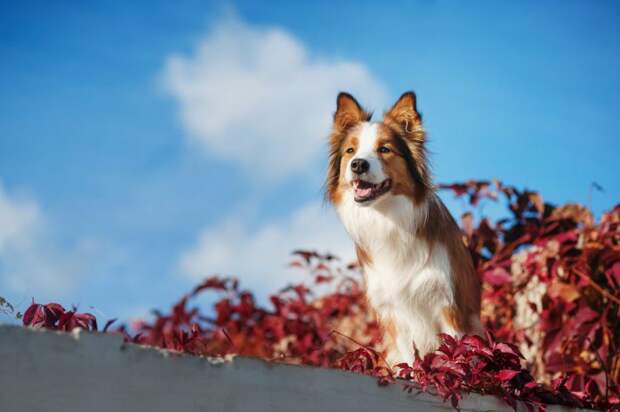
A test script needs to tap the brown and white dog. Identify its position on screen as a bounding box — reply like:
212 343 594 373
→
326 91 483 365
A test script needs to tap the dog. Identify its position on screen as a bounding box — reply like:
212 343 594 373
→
326 91 483 366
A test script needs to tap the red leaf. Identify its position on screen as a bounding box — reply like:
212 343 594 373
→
483 267 512 286
574 305 599 326
497 369 521 381
22 303 42 326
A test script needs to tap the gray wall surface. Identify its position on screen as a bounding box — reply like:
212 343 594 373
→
0 325 579 412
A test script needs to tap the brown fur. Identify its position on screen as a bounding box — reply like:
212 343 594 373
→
383 92 431 203
380 315 398 356
355 244 372 267
373 124 428 204
417 196 482 333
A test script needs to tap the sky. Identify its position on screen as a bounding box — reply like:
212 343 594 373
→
1 1 619 322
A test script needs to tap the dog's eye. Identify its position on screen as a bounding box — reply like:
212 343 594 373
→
345 148 355 154
378 146 390 154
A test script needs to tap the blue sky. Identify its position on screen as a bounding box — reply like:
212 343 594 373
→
1 1 618 322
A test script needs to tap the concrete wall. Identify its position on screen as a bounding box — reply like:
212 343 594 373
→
0 325 577 412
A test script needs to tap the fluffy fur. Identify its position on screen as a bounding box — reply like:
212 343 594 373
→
326 91 483 365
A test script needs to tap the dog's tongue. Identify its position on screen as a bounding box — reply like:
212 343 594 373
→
354 180 375 198
355 186 373 198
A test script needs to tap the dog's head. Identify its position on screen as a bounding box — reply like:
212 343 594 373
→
326 91 431 207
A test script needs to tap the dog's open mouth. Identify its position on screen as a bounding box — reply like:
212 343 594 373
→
352 179 392 203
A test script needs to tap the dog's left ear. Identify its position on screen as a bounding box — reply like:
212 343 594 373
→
384 91 423 133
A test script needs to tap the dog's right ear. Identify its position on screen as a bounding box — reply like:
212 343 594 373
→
384 91 423 134
333 92 370 133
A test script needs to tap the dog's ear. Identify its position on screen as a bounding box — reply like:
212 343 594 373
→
384 91 423 133
333 92 370 133
384 91 430 199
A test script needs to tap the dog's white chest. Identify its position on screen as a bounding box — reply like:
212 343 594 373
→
337 193 455 364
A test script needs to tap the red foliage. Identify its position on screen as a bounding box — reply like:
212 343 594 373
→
22 180 620 411
23 302 98 331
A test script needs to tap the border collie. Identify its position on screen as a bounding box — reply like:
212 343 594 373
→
326 91 483 365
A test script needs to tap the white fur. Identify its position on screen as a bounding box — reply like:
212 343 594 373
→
344 123 387 186
336 122 461 365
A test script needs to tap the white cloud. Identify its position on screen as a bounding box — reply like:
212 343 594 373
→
178 202 355 296
0 181 89 300
162 16 386 181
0 184 39 252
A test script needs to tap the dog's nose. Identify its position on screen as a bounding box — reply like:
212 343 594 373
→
351 158 370 175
